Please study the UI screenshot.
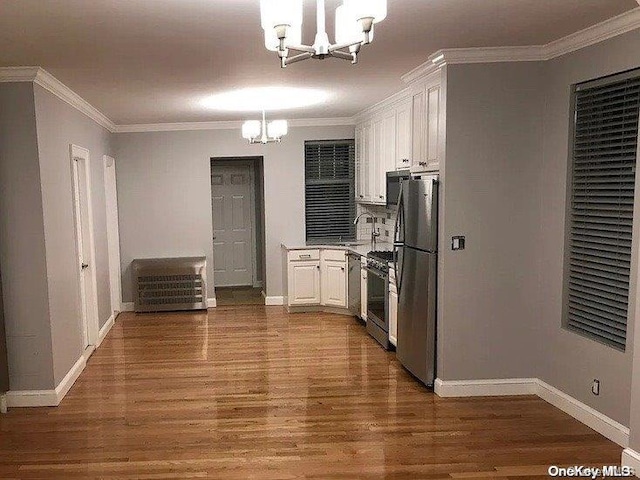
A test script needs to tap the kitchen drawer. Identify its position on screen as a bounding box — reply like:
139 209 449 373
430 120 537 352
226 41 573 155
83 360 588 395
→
288 249 320 262
321 249 346 262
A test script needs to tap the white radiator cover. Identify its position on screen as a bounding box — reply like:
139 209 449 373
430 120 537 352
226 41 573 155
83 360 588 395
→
132 257 207 312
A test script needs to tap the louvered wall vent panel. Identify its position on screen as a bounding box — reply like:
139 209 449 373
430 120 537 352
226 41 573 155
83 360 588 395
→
565 69 640 351
132 257 207 312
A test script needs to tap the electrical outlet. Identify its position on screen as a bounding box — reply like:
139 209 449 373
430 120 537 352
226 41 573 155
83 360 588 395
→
592 379 600 396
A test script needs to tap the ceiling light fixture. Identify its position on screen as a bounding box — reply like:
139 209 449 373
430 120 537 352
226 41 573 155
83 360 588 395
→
260 0 387 68
242 110 288 144
200 86 330 111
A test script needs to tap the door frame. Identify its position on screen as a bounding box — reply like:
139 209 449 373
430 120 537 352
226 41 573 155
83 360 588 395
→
70 144 100 347
103 155 122 315
210 160 258 287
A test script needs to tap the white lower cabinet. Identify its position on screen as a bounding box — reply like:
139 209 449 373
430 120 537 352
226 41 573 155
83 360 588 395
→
286 249 348 309
361 264 368 320
288 260 321 305
321 251 347 308
389 283 398 347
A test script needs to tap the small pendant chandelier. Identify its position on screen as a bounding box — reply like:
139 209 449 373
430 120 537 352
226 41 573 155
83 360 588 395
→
242 111 288 144
260 0 387 68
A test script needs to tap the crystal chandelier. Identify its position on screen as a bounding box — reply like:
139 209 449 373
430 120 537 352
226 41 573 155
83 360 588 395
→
260 0 387 68
242 111 288 144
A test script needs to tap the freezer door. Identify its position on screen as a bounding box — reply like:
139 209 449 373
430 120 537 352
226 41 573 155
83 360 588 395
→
401 176 438 252
396 247 437 387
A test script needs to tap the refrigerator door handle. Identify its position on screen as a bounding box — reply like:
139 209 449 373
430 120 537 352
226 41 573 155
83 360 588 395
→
394 183 404 295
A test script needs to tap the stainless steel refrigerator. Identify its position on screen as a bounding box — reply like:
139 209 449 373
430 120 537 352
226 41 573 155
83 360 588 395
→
394 175 438 387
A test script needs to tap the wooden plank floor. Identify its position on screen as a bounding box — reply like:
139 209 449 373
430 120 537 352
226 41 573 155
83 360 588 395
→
0 306 622 479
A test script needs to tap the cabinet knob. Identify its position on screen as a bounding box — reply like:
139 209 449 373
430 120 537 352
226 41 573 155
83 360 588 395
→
317 265 320 269
402 159 409 163
379 195 384 199
419 161 427 167
341 267 345 271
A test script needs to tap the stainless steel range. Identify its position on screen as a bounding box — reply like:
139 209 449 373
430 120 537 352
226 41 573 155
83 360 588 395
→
366 250 394 350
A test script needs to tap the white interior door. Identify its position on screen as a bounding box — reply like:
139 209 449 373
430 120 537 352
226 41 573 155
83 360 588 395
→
211 163 255 287
71 145 99 349
104 155 122 315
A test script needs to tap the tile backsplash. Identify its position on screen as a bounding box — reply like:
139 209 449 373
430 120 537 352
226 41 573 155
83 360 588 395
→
356 204 398 242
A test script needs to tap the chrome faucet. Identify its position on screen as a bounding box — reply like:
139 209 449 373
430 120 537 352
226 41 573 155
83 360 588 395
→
353 212 381 248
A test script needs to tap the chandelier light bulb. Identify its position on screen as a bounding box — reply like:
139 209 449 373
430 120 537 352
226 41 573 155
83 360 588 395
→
260 0 303 30
267 120 288 139
343 0 387 23
242 120 261 140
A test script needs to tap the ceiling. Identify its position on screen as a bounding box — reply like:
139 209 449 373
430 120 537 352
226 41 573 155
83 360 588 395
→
0 0 636 125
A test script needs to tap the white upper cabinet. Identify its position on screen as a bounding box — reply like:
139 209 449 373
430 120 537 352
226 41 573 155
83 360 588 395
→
355 69 443 204
395 99 412 170
412 77 441 173
372 116 384 204
356 122 372 203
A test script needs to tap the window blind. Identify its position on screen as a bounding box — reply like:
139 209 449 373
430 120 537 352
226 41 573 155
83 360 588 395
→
565 69 640 351
305 140 356 241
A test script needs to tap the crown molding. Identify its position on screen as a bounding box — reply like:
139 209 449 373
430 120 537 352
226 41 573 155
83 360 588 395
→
0 66 117 132
544 6 640 59
402 7 640 84
114 117 355 133
34 69 116 132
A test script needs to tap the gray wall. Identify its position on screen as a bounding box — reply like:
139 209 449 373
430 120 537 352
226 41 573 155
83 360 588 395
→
114 125 354 302
0 83 54 390
438 62 545 381
0 266 9 393
536 30 640 426
33 85 114 385
630 293 640 451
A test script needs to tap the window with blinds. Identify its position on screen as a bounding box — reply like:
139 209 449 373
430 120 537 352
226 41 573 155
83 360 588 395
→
305 140 356 241
564 69 640 351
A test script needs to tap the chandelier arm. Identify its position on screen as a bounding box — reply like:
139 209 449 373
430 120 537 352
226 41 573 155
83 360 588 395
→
328 41 363 53
283 52 314 66
286 44 316 54
329 50 355 61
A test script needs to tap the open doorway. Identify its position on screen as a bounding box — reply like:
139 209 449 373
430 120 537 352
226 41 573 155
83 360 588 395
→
210 157 266 306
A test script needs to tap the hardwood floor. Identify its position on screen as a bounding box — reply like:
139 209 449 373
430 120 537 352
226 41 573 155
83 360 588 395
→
0 306 622 479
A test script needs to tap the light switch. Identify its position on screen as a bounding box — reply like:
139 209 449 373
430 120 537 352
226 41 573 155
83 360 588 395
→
452 236 465 251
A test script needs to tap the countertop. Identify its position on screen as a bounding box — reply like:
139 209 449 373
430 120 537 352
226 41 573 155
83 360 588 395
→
281 241 394 257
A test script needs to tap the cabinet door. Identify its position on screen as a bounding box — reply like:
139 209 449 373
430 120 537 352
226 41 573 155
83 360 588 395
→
389 284 398 347
355 125 363 200
411 88 425 169
425 84 441 171
360 122 372 203
361 269 368 320
371 117 384 204
396 99 412 170
321 258 347 307
380 111 396 203
288 261 320 305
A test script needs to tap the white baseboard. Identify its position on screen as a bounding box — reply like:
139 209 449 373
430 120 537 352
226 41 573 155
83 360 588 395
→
536 380 629 448
264 296 284 306
6 351 88 408
0 394 7 414
207 297 217 308
96 313 116 348
434 378 538 397
622 448 640 478
434 377 630 448
121 302 134 312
